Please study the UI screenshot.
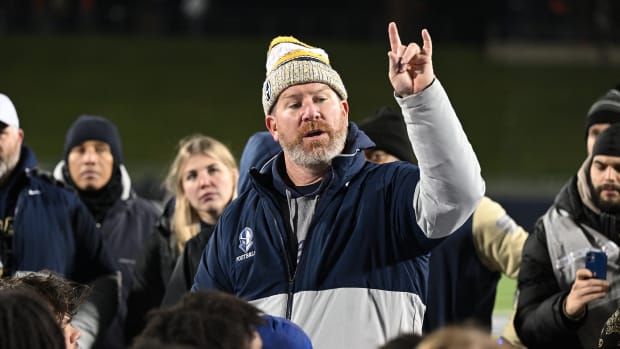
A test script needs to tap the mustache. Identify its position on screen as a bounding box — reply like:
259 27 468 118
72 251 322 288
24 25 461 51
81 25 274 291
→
296 121 331 138
598 184 620 192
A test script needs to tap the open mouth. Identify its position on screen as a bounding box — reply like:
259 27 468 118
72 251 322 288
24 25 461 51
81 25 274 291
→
303 130 325 139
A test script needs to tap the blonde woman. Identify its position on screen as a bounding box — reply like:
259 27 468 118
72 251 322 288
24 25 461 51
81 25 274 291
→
125 134 238 343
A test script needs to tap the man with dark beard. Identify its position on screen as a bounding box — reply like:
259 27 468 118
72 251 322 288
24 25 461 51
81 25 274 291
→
515 121 620 348
192 23 485 349
0 93 118 347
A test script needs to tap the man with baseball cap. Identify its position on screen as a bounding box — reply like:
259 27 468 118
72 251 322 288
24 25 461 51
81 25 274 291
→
0 93 118 348
192 23 485 349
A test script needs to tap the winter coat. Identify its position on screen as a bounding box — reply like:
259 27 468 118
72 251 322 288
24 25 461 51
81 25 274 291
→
516 172 620 349
193 80 484 349
2 145 116 282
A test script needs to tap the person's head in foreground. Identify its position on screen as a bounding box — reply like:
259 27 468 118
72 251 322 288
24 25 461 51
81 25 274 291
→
133 290 313 349
0 290 66 349
0 270 90 349
132 290 264 349
417 325 503 349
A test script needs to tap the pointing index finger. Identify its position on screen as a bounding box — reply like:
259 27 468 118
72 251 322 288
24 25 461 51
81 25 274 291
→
388 22 402 53
421 28 432 57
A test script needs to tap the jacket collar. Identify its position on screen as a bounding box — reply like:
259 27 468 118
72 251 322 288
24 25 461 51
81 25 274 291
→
4 144 37 186
52 160 133 201
252 122 375 198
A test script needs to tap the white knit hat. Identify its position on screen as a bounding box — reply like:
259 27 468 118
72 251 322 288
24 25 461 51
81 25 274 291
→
0 94 19 129
262 36 348 115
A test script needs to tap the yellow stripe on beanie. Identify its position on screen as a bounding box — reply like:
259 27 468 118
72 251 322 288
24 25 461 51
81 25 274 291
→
273 50 331 70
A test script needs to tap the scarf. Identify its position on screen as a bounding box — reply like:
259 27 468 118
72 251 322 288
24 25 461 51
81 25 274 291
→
64 164 123 222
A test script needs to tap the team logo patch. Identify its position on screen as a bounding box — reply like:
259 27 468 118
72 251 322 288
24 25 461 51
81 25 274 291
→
239 227 254 253
236 227 256 262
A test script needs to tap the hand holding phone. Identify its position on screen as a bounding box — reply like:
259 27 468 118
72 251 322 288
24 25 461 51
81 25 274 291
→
585 250 607 280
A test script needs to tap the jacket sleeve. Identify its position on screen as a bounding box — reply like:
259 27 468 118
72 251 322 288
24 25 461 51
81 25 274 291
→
514 218 584 349
471 196 528 278
396 79 485 239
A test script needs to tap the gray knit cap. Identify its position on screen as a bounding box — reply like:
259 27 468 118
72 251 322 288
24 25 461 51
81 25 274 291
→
585 84 620 140
262 36 347 115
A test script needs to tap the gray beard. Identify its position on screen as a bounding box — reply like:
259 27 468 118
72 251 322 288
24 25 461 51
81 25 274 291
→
282 126 347 170
0 149 20 184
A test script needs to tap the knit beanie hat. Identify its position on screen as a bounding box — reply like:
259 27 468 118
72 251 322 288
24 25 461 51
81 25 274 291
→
591 123 620 158
262 36 347 115
585 84 620 140
64 115 123 164
358 106 416 163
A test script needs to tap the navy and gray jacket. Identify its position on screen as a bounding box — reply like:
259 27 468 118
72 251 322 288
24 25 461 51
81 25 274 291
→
192 80 484 349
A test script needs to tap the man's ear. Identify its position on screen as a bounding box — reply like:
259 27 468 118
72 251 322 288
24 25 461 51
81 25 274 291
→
16 128 24 144
265 115 279 142
341 99 349 121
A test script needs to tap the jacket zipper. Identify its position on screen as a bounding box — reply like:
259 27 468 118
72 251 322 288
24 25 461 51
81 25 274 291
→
272 215 295 320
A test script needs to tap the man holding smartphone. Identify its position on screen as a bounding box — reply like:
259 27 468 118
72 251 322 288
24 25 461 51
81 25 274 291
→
515 117 620 349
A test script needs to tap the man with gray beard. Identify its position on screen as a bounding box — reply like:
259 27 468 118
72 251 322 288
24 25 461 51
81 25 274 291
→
0 93 118 348
192 23 484 349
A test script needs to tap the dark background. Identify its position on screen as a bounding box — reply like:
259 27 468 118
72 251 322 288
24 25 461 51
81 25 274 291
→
1 0 619 230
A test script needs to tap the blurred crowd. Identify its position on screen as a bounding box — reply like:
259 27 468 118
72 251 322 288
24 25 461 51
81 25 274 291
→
1 0 619 43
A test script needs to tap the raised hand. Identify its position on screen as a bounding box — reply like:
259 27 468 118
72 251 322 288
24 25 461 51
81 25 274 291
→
387 22 434 97
564 268 609 318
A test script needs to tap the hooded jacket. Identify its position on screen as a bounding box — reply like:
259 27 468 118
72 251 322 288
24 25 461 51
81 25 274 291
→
53 161 160 308
516 161 620 349
54 156 160 349
192 80 484 349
